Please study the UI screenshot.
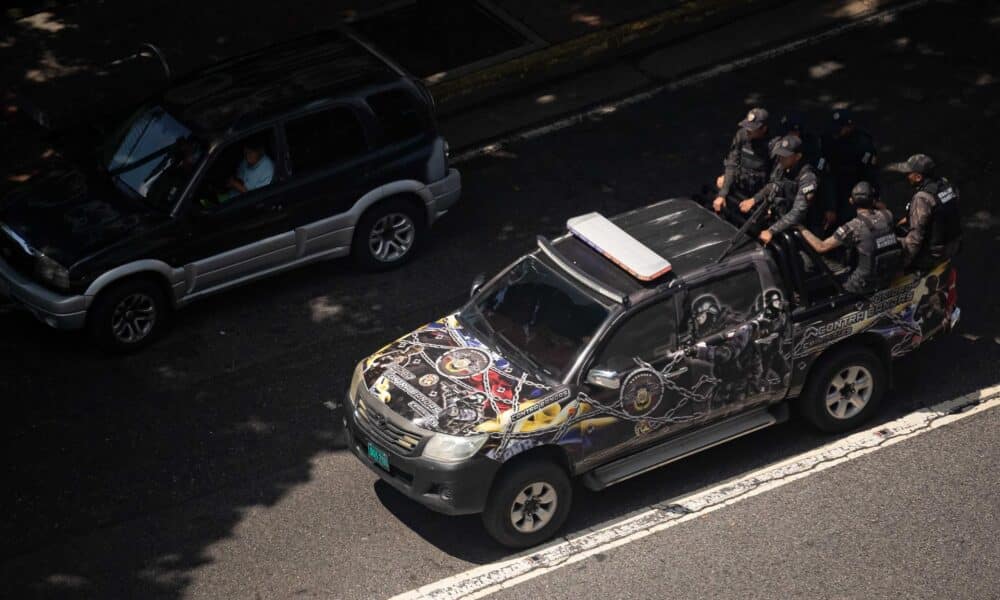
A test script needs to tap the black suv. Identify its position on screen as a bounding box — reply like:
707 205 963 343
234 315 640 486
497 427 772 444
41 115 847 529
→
344 198 959 548
0 30 460 351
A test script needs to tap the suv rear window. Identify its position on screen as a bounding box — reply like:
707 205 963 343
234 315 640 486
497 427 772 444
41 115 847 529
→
366 89 425 144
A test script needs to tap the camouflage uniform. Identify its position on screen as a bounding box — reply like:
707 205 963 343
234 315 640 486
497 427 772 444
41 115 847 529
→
833 208 900 293
718 108 773 222
900 177 961 270
823 110 879 226
753 136 819 235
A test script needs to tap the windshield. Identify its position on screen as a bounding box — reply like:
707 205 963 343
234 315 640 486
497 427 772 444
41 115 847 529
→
461 256 611 379
105 106 204 209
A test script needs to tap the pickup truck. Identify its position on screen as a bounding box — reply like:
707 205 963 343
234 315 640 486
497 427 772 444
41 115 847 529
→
343 198 959 548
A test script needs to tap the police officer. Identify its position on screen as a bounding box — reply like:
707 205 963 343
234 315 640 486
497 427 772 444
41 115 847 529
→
712 107 772 222
823 109 878 226
898 153 962 270
738 135 819 245
797 182 904 294
778 111 837 235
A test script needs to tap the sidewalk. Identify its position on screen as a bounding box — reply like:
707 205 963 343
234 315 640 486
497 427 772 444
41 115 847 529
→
1 0 906 182
0 0 786 123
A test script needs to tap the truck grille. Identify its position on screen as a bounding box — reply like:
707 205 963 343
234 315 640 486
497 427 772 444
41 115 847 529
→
355 397 425 456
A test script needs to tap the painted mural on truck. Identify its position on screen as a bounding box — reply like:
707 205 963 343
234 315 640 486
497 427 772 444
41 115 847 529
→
357 263 955 463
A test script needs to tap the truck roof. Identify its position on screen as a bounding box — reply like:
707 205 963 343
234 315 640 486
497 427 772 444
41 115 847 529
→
161 29 404 134
546 198 759 304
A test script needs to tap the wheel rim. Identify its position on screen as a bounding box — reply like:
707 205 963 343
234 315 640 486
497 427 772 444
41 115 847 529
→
111 293 157 344
368 212 415 263
510 482 558 534
825 365 873 420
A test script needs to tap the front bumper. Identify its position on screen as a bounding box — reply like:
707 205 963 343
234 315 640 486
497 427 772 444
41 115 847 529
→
0 257 88 329
427 168 461 223
344 394 498 516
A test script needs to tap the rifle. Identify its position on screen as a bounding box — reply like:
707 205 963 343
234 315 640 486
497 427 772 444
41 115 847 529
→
715 186 776 263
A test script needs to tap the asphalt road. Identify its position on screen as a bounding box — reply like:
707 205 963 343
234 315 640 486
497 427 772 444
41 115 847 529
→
2 1 999 598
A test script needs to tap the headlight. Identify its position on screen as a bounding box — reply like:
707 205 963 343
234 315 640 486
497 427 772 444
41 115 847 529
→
348 361 365 406
35 254 69 290
422 432 488 462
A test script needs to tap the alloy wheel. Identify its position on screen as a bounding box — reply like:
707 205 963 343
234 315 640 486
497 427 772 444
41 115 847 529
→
510 482 558 533
825 365 873 420
368 212 415 263
111 293 157 344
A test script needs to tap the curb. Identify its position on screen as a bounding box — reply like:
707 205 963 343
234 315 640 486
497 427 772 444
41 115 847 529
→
429 0 793 114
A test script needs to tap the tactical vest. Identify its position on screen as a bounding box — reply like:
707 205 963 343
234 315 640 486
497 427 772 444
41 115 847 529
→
850 209 903 292
909 178 961 263
735 139 770 193
770 163 813 215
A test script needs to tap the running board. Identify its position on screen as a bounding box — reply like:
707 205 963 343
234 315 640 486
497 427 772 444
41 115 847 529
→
581 404 787 491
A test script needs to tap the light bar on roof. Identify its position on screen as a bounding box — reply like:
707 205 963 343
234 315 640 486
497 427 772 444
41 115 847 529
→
567 212 672 282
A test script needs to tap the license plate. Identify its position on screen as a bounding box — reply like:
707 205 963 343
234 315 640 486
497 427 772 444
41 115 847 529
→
367 441 390 471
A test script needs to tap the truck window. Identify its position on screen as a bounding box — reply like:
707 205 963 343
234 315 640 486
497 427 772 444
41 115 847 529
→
285 107 367 174
593 300 677 373
366 89 424 145
683 269 763 340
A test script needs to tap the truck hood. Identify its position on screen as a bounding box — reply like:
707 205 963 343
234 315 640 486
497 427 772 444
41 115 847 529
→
0 159 163 267
359 314 572 437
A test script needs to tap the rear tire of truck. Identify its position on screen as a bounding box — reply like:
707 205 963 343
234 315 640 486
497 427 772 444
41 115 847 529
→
87 278 169 354
482 460 572 549
799 345 886 433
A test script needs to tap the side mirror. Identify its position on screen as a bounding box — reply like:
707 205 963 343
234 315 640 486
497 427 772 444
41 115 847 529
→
469 273 486 298
586 368 621 390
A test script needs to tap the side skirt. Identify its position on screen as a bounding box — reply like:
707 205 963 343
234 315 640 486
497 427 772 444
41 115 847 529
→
581 403 788 491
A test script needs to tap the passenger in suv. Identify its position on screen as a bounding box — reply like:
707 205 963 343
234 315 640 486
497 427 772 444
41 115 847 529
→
344 199 958 548
0 30 461 352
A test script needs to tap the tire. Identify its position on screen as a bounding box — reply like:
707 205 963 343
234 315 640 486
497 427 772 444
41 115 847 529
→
799 345 886 433
352 198 424 271
481 460 572 549
87 277 169 354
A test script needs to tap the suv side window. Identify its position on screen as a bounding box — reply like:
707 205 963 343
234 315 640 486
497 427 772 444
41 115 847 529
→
683 269 763 340
191 129 278 209
366 89 425 145
285 107 367 174
593 300 677 373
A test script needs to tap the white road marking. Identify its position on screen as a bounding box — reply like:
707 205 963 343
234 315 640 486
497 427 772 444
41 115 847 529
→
452 0 931 165
392 383 1000 600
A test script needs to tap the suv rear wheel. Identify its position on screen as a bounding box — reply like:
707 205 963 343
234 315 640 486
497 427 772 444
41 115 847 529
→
800 345 886 432
88 278 169 353
353 198 423 271
482 460 572 548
